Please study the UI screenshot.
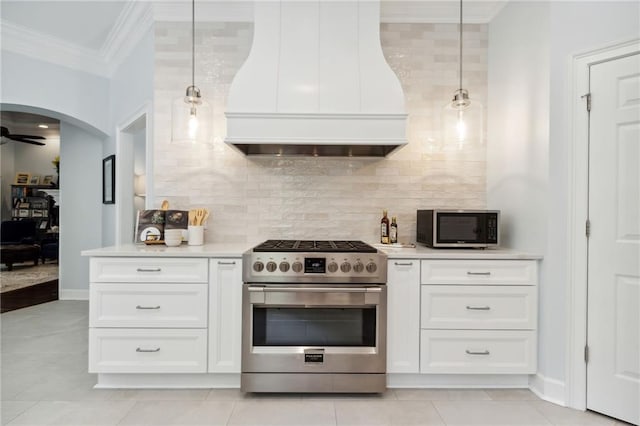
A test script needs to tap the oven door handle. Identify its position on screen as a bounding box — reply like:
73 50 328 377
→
248 287 381 293
247 286 382 306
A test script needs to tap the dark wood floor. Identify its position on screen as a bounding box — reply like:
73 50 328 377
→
1 279 59 313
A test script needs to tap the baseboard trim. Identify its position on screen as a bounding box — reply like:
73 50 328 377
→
529 373 566 406
387 374 530 388
59 289 89 300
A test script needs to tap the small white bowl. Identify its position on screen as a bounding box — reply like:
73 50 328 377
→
164 238 182 247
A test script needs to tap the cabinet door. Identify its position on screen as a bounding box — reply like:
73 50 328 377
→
386 259 420 373
208 258 243 373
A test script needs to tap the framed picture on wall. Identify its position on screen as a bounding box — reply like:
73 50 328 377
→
29 175 40 185
14 173 30 185
102 155 115 204
42 175 54 185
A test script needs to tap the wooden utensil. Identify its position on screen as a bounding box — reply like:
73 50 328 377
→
160 200 169 210
195 209 205 226
188 209 196 226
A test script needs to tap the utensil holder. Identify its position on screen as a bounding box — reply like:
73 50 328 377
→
188 226 204 246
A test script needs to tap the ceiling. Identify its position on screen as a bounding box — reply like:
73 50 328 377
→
0 1 507 53
0 1 128 51
1 111 60 141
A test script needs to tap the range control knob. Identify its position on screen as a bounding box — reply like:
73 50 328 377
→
253 261 264 272
340 262 351 273
266 261 278 272
279 262 290 272
327 262 339 273
366 262 378 273
353 262 364 273
292 261 303 273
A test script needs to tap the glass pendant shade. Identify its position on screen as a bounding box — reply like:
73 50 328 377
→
441 89 483 150
171 85 212 144
170 0 212 145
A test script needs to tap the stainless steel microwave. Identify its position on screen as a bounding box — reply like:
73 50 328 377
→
416 209 500 248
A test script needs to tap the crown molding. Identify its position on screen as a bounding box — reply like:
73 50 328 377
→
381 1 508 24
0 19 108 77
1 0 504 79
151 1 254 23
101 2 155 77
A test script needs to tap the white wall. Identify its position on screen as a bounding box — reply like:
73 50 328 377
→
59 121 102 298
13 137 61 183
545 0 639 382
488 0 640 400
106 28 154 246
1 51 109 136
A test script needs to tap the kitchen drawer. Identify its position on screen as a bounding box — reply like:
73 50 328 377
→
89 328 207 373
420 260 537 286
420 329 536 374
90 257 208 283
421 285 537 329
90 283 208 328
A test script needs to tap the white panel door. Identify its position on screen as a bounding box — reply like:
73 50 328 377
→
587 52 640 425
208 258 243 373
386 260 420 373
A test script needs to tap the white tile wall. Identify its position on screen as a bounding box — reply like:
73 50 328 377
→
154 22 488 245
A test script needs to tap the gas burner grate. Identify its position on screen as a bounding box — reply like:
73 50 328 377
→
253 240 377 253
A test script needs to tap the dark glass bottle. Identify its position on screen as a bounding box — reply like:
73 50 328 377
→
381 210 390 244
390 216 398 244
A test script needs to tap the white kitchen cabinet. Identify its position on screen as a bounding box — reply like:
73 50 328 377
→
386 259 420 373
208 258 243 373
88 257 209 374
419 259 538 374
90 257 208 283
89 328 208 373
420 329 537 374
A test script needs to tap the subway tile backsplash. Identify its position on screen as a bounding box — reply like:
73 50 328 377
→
154 22 487 245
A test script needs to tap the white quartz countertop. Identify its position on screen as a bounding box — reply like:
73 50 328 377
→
82 242 542 260
373 244 543 260
81 243 251 258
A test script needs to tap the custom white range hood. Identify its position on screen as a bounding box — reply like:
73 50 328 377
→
225 0 407 157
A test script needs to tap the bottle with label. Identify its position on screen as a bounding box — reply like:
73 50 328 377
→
380 210 390 244
390 216 398 244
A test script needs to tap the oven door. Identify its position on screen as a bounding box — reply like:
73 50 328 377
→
242 284 387 374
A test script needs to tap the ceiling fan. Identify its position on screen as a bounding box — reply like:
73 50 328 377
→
0 126 46 146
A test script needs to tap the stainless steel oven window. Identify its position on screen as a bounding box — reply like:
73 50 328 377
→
252 307 377 347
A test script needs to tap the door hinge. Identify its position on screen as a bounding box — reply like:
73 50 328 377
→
584 345 590 363
582 93 592 112
586 219 591 238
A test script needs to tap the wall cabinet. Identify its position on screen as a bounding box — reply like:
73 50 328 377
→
208 258 243 373
88 257 209 374
386 259 420 373
419 259 538 374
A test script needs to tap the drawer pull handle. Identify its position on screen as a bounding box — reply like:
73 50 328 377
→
466 305 491 311
136 305 161 310
136 268 162 273
467 271 491 276
394 262 413 266
465 349 490 355
136 347 160 353
218 261 237 265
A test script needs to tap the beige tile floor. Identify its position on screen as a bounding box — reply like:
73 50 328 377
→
0 301 632 426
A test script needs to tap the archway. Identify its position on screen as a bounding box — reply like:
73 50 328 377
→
1 103 107 300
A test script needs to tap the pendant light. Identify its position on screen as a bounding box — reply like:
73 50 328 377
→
441 0 483 150
171 0 212 144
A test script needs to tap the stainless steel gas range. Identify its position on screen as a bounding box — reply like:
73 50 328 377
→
241 240 388 393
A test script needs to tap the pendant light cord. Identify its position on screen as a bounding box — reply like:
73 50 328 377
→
191 0 195 88
458 0 463 92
